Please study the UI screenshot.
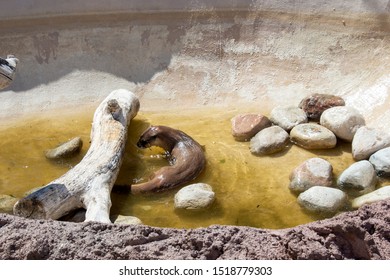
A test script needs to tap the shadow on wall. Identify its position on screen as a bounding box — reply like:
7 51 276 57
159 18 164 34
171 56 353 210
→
0 14 189 92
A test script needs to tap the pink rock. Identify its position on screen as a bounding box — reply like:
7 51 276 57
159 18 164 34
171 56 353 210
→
231 113 272 141
299 93 345 120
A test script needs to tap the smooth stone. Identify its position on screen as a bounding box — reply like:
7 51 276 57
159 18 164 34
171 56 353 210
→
250 126 290 155
297 186 347 213
352 186 390 208
231 113 272 141
337 160 377 196
0 194 18 214
369 147 390 176
174 183 215 210
45 137 83 159
290 123 337 149
289 158 333 193
352 126 390 160
112 215 143 225
299 93 345 120
269 106 308 131
320 106 365 142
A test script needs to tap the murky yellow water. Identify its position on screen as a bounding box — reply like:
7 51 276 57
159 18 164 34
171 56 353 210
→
1 108 388 229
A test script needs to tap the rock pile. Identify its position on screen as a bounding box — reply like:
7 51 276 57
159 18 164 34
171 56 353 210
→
231 93 390 215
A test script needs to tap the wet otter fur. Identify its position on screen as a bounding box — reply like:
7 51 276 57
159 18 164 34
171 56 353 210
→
131 125 206 194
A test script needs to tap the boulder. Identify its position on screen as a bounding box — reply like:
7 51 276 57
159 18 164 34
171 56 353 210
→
320 106 365 142
337 160 377 196
249 126 290 155
45 137 83 159
269 106 308 131
352 126 390 160
289 158 333 193
299 93 345 120
290 123 337 149
231 113 272 141
352 185 390 208
297 186 347 213
369 147 390 176
0 194 18 214
174 183 215 210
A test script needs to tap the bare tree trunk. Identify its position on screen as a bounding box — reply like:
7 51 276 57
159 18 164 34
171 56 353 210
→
13 89 140 223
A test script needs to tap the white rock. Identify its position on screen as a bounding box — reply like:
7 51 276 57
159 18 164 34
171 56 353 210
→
352 126 390 160
297 186 347 213
289 158 333 193
174 183 215 209
369 147 390 176
250 126 290 155
351 186 390 208
320 106 365 142
269 106 308 131
290 123 337 149
337 160 377 196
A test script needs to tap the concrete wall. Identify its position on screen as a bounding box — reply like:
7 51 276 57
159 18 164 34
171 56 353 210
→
1 0 389 20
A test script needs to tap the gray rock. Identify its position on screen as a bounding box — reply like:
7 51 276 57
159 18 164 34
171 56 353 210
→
45 137 83 159
298 186 347 213
352 126 390 160
289 158 333 193
231 113 272 141
320 106 365 142
352 185 390 209
269 106 308 131
0 194 18 214
299 93 345 120
369 147 390 176
174 183 215 209
112 215 143 225
250 126 290 155
290 123 337 149
337 160 377 196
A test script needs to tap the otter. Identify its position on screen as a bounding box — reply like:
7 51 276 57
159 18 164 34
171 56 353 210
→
130 125 206 194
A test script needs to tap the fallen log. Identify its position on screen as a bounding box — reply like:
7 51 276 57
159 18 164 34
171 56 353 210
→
13 89 140 223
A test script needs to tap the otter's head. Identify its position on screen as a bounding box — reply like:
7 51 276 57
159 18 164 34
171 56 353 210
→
136 126 178 151
137 126 162 148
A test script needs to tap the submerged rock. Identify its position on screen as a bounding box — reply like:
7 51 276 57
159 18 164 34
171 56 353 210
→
352 126 390 160
112 215 143 225
369 147 390 176
290 123 337 149
352 186 390 208
289 158 333 193
337 160 377 196
269 106 308 131
250 126 290 155
231 113 272 141
174 183 215 210
45 137 83 159
320 106 365 142
0 194 18 214
297 186 347 213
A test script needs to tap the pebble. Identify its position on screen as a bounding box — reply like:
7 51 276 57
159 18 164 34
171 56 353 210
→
269 106 308 131
174 183 215 210
289 158 333 193
352 126 390 160
337 160 377 196
250 126 290 155
231 113 272 141
351 186 390 208
297 186 347 213
290 123 337 149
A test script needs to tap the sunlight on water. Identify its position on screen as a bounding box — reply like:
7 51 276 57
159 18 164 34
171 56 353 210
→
1 108 388 229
